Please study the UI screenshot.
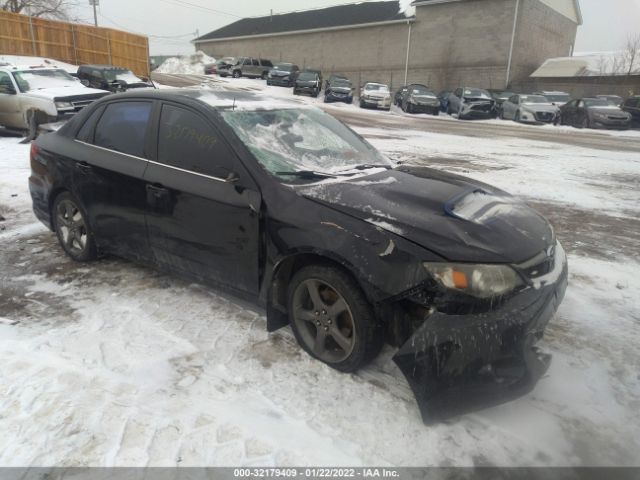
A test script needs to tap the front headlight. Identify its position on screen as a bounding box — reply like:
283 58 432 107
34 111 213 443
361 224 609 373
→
423 263 524 299
55 101 74 111
593 111 607 120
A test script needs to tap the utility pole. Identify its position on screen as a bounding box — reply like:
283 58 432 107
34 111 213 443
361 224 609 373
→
90 0 99 27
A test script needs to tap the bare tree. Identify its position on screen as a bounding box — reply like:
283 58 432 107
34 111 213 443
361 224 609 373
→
1 0 78 20
622 33 640 76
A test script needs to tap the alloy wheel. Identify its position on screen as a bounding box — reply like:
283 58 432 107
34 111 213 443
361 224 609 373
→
56 199 88 255
292 278 356 364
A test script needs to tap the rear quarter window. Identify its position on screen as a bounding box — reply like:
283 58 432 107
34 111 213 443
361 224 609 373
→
94 101 152 157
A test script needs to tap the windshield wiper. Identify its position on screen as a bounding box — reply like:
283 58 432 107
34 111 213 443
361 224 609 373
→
335 164 393 172
275 170 336 179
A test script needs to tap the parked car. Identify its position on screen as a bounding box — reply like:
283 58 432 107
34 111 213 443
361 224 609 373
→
205 57 236 75
621 96 640 128
267 63 300 87
359 82 391 110
401 84 440 115
304 69 324 90
500 94 559 124
325 74 348 91
558 97 632 130
488 89 515 118
29 89 568 424
534 91 571 106
77 65 154 93
293 70 321 97
394 86 409 106
595 95 623 107
437 90 452 112
219 57 273 79
0 65 109 138
447 87 495 119
324 76 353 103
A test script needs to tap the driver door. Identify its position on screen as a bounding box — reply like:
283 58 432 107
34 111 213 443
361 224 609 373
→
143 102 262 294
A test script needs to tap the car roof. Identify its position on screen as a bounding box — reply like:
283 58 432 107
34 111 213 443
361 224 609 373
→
95 88 302 111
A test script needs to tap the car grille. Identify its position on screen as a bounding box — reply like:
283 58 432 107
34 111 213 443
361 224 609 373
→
516 247 556 279
607 115 628 121
535 112 554 122
57 94 108 112
469 103 493 113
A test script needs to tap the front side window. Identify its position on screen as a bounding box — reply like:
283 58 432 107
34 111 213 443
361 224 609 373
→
94 101 152 157
158 104 235 178
0 71 15 93
221 107 391 183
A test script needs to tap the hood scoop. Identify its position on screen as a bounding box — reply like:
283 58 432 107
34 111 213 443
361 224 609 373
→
445 189 533 224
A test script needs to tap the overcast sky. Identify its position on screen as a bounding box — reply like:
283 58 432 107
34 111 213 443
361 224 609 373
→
72 0 640 56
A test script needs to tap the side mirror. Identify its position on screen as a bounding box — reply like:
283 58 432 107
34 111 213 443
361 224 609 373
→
80 79 90 87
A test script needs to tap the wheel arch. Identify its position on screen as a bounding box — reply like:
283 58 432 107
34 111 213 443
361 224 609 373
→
265 250 377 333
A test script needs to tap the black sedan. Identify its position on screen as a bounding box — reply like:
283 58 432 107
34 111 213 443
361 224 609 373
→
559 98 632 129
401 84 440 115
324 77 353 104
293 71 321 97
29 90 568 423
267 63 300 87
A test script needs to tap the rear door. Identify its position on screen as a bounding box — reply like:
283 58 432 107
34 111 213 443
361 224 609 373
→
143 102 262 294
72 100 154 261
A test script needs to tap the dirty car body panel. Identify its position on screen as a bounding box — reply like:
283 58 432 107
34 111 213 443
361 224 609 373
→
30 89 567 423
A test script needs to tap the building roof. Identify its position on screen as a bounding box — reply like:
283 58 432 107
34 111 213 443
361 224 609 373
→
195 1 413 43
531 52 640 78
412 0 582 25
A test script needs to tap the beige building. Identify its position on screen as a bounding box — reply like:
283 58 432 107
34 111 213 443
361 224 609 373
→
194 0 582 92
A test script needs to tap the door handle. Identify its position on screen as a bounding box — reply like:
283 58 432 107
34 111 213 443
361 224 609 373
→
146 184 169 198
75 161 92 172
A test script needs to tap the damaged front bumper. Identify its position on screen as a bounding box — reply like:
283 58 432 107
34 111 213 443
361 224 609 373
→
393 249 568 424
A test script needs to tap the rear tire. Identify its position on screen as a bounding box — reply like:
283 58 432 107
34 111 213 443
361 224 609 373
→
287 265 383 372
52 192 97 262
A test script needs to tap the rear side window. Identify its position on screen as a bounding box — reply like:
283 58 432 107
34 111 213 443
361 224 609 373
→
94 101 152 157
157 104 236 178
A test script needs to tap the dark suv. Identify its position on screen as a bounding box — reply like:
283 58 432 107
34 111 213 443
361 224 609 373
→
219 57 273 79
77 65 153 93
294 71 321 97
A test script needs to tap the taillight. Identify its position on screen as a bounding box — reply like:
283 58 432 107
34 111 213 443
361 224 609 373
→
30 143 39 161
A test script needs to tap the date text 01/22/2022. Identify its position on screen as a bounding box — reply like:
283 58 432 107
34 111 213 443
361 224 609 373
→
233 468 400 477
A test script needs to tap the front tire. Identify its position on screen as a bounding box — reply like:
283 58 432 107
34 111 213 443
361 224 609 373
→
232 70 241 78
52 192 97 262
287 265 383 372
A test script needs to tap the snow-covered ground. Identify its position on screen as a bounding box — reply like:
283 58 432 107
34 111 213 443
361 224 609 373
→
0 77 639 467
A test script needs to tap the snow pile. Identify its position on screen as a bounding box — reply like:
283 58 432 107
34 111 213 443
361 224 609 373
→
398 0 416 17
0 55 78 74
155 51 216 75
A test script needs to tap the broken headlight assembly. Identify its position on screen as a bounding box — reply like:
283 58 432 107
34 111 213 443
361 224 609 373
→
423 263 524 299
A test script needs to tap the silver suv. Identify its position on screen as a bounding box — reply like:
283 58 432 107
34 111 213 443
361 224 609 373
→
219 57 273 79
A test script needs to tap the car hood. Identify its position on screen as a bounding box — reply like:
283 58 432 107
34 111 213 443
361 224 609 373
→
522 104 558 113
298 166 554 264
588 106 627 115
296 80 318 86
364 91 390 98
329 86 351 94
411 95 439 104
271 70 292 77
25 85 107 100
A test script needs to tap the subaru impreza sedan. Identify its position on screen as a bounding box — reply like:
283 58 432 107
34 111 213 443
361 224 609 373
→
29 90 568 423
